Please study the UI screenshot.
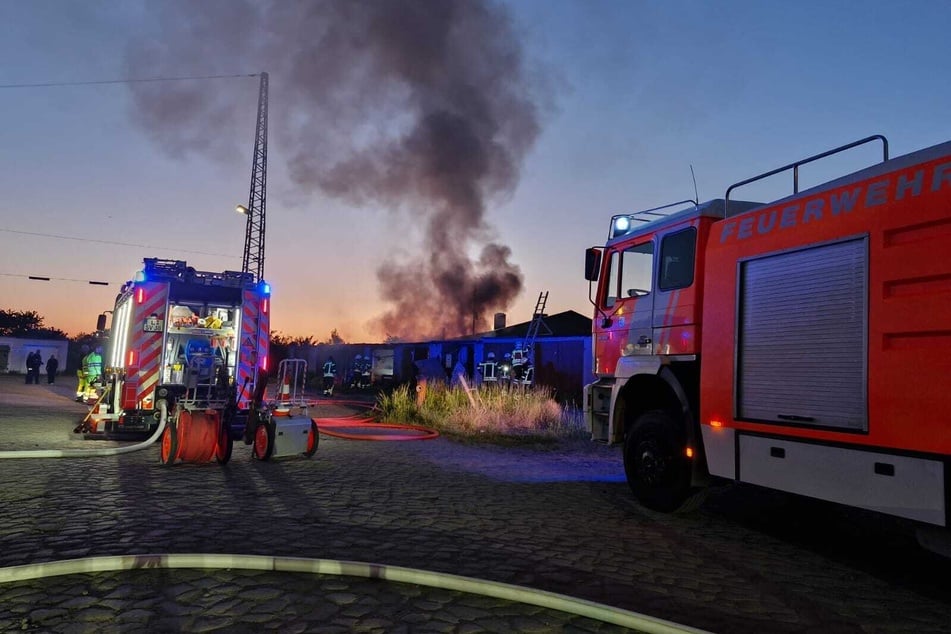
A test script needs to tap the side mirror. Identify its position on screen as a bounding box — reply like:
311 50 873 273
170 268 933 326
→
96 313 107 331
584 248 602 281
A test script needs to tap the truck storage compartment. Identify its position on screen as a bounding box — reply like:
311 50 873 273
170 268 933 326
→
736 237 868 431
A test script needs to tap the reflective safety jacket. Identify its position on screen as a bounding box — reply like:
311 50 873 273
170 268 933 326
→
83 351 103 379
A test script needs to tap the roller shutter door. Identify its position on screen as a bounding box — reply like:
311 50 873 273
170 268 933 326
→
737 237 867 431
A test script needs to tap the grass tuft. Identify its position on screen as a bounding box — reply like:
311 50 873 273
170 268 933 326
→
376 382 588 444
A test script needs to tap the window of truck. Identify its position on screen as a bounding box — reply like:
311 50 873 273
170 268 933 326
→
658 227 696 291
603 241 654 308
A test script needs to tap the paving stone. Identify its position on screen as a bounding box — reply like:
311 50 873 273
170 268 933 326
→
0 386 949 633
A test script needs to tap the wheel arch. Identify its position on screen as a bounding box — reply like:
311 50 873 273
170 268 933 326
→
617 364 709 486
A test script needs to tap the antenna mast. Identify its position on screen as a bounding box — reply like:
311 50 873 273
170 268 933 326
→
242 72 268 282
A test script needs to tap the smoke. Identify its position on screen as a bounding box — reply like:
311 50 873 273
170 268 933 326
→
125 0 545 340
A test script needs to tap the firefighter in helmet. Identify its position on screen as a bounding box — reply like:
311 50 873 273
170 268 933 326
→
82 346 103 402
477 352 498 385
511 341 527 383
322 355 337 396
359 354 372 388
75 345 90 402
350 354 363 390
498 352 513 385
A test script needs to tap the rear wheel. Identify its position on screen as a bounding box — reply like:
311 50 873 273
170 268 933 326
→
253 420 275 461
304 421 319 458
623 409 692 512
160 422 179 466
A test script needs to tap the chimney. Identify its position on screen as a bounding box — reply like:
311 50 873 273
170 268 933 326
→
494 312 506 330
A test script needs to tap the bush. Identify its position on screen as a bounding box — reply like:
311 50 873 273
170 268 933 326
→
375 382 587 444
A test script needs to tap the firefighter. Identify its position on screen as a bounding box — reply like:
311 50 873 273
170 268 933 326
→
83 346 103 402
349 354 363 390
498 353 513 385
477 352 498 384
75 345 89 401
359 354 372 388
322 355 337 396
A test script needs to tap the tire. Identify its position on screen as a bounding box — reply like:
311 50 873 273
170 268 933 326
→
623 409 692 512
252 420 275 461
160 422 179 466
216 421 233 465
303 421 319 458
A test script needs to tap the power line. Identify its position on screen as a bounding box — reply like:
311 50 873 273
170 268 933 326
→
0 73 259 89
0 228 239 259
1 273 113 285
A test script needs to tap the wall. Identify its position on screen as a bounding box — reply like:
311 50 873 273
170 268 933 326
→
0 337 70 376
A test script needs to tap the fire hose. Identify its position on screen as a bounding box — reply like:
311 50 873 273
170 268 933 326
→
0 553 708 633
311 397 439 441
0 400 168 460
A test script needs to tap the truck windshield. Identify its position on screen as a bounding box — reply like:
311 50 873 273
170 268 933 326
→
604 241 653 308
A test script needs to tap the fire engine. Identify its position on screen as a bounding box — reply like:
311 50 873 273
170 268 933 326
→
84 258 271 463
584 135 951 533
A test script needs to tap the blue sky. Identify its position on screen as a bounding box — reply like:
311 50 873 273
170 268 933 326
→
1 1 949 341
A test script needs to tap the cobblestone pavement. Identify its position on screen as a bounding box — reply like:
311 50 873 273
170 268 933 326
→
0 376 950 632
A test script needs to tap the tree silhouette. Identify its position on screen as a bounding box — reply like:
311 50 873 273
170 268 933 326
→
0 309 67 339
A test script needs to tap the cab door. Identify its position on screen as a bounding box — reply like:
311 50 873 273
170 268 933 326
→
595 239 656 374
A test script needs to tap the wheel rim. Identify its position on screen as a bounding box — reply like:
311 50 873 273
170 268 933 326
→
635 436 671 487
253 424 269 460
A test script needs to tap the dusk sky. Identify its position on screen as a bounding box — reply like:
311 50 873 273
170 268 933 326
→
2 1 949 343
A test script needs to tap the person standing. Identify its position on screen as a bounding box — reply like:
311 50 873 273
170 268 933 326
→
26 350 42 385
83 346 103 401
25 351 37 384
46 354 59 384
322 356 337 397
75 345 89 401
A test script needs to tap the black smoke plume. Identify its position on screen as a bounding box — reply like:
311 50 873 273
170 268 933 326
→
125 0 544 339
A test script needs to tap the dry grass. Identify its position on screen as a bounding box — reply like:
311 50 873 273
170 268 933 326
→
375 382 588 444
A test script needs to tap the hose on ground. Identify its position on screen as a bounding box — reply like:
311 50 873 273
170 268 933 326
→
311 397 439 441
0 400 168 459
0 553 709 634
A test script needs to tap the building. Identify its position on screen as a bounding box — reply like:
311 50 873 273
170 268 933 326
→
284 310 593 404
0 337 70 376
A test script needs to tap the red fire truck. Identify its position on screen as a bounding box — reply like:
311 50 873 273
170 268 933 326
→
86 258 270 457
584 135 951 533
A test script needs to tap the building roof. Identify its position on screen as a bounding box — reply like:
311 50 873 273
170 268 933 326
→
482 310 591 339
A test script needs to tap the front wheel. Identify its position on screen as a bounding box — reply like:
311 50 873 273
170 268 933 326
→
160 422 179 466
623 409 692 512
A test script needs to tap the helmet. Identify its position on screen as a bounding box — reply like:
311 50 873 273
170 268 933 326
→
355 354 362 360
504 353 511 359
487 352 495 360
81 345 89 353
